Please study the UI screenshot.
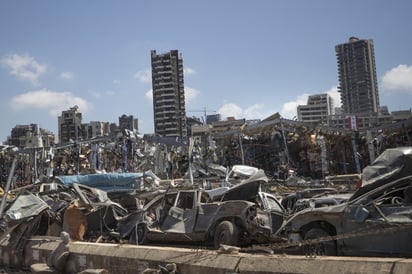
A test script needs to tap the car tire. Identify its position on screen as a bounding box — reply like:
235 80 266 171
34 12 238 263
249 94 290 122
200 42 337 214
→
214 221 238 248
129 224 147 245
304 227 337 256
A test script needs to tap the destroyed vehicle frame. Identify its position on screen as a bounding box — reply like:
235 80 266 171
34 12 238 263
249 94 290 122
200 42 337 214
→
1 181 128 250
117 180 287 248
281 147 412 257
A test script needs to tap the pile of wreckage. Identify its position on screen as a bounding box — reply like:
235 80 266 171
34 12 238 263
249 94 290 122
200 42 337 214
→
1 146 412 268
0 160 330 266
1 117 411 190
0 164 288 249
0 120 410 273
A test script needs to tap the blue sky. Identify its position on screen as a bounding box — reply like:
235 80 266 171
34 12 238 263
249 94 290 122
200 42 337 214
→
1 1 412 142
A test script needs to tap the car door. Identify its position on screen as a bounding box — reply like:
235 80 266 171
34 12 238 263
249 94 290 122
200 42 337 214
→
259 193 287 234
341 179 412 257
160 191 197 235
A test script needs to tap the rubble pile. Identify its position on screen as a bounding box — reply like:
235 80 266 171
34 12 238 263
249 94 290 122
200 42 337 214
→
0 133 411 273
214 117 412 180
0 118 411 188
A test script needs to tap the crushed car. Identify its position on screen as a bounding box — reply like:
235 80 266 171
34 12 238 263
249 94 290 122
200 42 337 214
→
279 146 412 257
116 169 288 248
0 180 129 255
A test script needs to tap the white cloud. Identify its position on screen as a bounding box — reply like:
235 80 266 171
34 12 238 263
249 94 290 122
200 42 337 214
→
184 67 196 75
90 90 116 99
326 86 341 108
185 87 200 103
217 103 243 119
280 93 309 119
60 71 73 80
217 102 275 121
90 91 102 99
105 90 115 96
1 53 47 85
381 64 412 94
134 69 151 82
145 89 153 101
243 104 266 119
9 89 91 117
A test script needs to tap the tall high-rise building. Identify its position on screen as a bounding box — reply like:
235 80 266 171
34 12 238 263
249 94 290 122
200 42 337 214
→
151 50 187 138
58 105 82 143
335 37 380 115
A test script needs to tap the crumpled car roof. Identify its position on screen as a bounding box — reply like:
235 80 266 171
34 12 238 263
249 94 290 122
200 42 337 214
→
362 147 412 185
211 170 268 202
351 146 412 200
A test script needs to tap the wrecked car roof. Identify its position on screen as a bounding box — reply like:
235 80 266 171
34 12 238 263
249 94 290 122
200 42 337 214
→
351 147 412 200
363 147 412 186
212 175 265 202
221 180 261 202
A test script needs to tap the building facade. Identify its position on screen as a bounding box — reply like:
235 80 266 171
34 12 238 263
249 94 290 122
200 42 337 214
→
206 113 221 125
83 121 111 139
211 117 246 135
392 109 412 123
335 37 380 115
7 124 55 150
118 114 138 133
151 50 187 138
8 124 39 148
297 94 333 125
58 106 83 143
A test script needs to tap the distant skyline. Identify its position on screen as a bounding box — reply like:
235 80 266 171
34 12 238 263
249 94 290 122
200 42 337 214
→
1 1 412 142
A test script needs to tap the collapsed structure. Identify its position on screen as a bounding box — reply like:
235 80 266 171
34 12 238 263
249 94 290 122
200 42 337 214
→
0 115 411 188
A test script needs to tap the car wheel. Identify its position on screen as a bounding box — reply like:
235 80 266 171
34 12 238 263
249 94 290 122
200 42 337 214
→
304 227 337 256
129 224 147 245
214 221 238 248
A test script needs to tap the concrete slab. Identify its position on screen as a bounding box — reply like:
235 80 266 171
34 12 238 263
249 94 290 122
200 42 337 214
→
392 258 412 274
3 238 412 274
238 255 400 274
68 243 240 274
